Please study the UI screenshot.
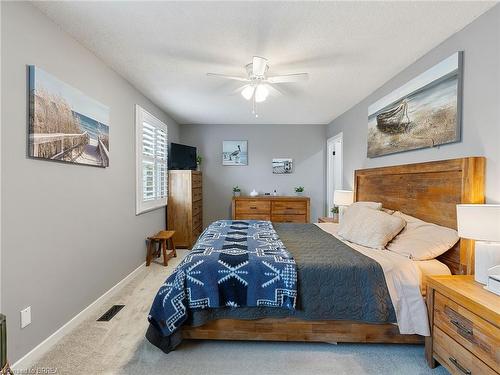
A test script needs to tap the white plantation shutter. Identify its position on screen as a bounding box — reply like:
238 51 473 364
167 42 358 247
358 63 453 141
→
136 105 168 214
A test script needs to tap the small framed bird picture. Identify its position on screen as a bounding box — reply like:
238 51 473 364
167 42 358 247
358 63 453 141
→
222 140 248 166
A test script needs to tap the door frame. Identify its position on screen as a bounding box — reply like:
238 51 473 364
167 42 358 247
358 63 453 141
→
326 132 343 216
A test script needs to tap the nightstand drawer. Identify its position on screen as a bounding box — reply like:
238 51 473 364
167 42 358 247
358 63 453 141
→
434 326 497 375
235 200 271 214
434 292 500 369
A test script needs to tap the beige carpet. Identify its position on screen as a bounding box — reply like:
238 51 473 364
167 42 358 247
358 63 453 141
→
32 250 448 375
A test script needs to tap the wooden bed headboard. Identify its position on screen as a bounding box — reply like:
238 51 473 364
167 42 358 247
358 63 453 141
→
354 157 485 275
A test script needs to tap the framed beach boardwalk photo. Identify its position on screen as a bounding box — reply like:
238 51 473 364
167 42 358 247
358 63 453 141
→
28 66 110 167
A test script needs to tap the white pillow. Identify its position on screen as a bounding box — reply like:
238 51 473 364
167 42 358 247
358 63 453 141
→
349 201 382 210
338 206 406 249
386 211 459 260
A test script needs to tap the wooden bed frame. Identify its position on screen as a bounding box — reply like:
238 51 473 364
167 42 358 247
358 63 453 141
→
182 157 485 345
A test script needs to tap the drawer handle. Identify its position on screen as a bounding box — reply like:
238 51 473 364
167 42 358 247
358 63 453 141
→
449 357 471 375
450 319 473 335
250 206 258 209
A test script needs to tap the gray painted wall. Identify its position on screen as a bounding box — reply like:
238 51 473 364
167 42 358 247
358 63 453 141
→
327 5 500 203
181 124 327 224
1 2 180 362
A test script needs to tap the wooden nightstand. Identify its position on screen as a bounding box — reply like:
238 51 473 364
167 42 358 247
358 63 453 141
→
426 275 500 374
318 216 338 223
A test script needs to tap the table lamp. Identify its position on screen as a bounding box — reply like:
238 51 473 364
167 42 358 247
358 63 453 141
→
333 190 353 221
456 204 500 285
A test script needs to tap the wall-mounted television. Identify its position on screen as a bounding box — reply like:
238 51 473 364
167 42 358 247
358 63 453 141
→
169 143 197 170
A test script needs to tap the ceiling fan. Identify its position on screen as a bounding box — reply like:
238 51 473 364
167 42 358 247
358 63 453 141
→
207 56 308 117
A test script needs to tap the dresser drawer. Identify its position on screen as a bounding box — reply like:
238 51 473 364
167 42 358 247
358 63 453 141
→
192 213 202 230
235 200 271 214
192 225 203 241
192 200 202 216
434 292 500 369
192 173 202 188
192 187 202 202
271 201 307 215
271 214 307 223
434 326 497 375
235 214 271 221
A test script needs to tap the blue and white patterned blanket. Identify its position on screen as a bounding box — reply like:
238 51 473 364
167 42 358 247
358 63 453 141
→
148 220 297 336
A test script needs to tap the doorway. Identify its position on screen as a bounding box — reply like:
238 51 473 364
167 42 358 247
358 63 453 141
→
326 133 343 216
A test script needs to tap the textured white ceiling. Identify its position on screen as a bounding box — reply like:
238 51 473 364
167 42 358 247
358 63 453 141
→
33 1 496 125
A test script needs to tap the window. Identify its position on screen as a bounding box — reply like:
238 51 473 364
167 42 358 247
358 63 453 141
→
136 105 168 215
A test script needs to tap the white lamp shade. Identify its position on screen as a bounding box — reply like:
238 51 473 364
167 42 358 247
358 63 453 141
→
456 204 500 242
334 190 353 206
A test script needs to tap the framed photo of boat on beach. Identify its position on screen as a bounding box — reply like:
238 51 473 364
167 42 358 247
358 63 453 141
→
367 52 463 158
28 66 110 167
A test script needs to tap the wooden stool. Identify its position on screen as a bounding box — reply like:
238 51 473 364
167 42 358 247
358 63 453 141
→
1 362 14 375
146 230 177 267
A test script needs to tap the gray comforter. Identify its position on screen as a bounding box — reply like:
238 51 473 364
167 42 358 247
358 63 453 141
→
146 223 396 353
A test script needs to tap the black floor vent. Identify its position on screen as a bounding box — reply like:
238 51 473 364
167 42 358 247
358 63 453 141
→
97 305 125 322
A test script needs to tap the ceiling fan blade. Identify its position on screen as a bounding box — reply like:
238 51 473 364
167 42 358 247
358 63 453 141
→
267 73 309 83
207 73 249 82
252 56 268 76
265 83 283 97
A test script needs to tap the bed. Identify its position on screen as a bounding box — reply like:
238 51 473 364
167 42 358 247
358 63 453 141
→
146 157 485 351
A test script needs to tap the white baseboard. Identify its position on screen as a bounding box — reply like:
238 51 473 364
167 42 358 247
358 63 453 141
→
12 261 146 370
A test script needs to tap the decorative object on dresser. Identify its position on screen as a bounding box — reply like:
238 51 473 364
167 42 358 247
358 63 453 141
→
196 155 203 171
333 189 353 221
367 52 463 158
232 196 310 223
457 204 500 285
167 170 203 248
425 275 500 374
222 140 248 166
294 186 304 196
232 185 241 197
146 230 177 267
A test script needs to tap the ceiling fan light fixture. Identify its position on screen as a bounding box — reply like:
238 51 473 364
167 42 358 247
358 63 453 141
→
255 84 269 103
241 85 255 100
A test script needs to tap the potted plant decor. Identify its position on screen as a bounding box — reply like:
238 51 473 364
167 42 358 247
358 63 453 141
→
294 186 304 196
196 155 203 171
233 185 241 197
330 206 339 222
